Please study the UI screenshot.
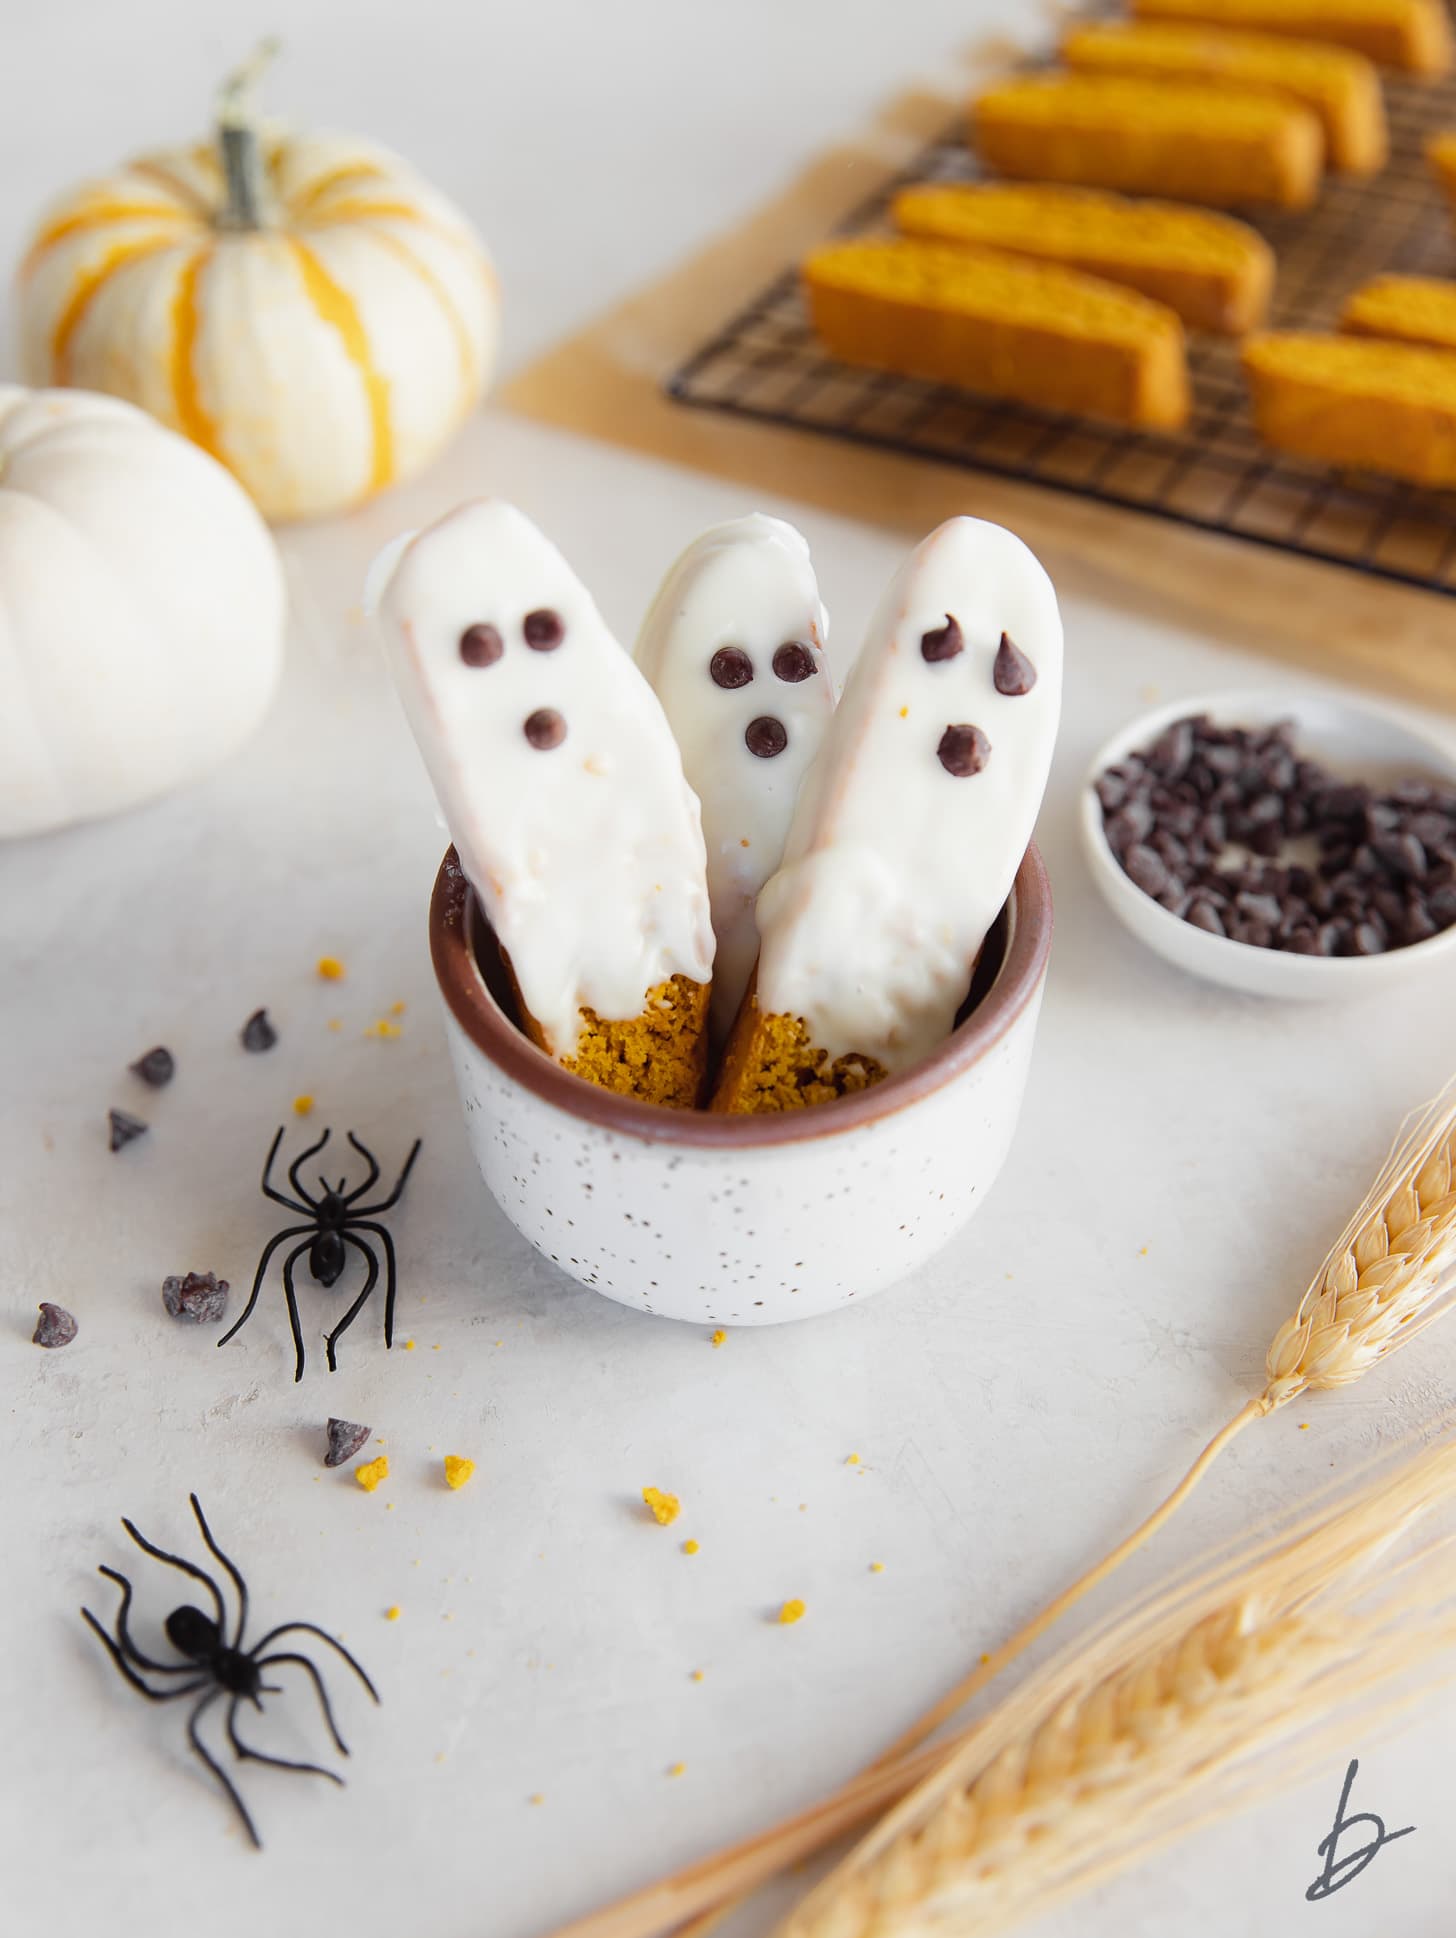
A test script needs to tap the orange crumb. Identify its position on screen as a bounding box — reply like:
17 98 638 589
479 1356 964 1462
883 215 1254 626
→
529 1793 545 1807
317 956 346 981
390 1000 407 1015
845 1453 860 1466
355 1455 389 1493
690 1670 705 1682
899 705 909 718
682 1539 700 1556
292 1094 314 1117
667 1762 686 1779
403 1339 416 1351
1299 1422 1311 1430
386 1502 396 1512
778 1599 806 1626
870 1562 885 1574
327 1018 342 1032
385 1605 401 1621
710 1329 726 1348
432 1343 441 1352
444 1454 476 1490
365 1018 403 1039
1138 1245 1149 1256
979 1651 991 1665
643 1487 681 1526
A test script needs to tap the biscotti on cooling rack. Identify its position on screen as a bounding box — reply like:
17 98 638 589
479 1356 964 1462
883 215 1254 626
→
1341 274 1456 350
892 182 1273 334
971 74 1325 210
1243 332 1456 484
1130 0 1453 74
803 237 1191 428
1062 20 1387 172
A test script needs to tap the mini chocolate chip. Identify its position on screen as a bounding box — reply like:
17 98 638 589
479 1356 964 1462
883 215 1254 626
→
1373 832 1427 881
710 647 754 689
1351 921 1386 956
241 1008 277 1053
936 723 990 777
1095 772 1128 813
745 716 788 759
772 641 816 684
1124 845 1169 897
33 1302 78 1348
524 708 567 750
1405 901 1439 943
129 1047 174 1088
523 609 564 650
1106 801 1153 851
993 631 1037 696
109 1109 147 1153
920 616 963 663
1151 721 1194 778
1187 900 1225 936
459 623 504 667
162 1271 230 1324
325 1418 373 1468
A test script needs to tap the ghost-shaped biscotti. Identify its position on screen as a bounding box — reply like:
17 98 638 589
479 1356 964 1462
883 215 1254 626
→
712 515 1061 1113
635 515 834 1038
371 499 715 1109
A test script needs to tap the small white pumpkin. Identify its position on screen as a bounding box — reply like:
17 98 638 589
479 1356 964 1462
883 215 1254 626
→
16 52 497 522
0 383 286 839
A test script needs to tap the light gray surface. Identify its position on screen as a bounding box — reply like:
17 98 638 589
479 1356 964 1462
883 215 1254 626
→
4 6 1456 1936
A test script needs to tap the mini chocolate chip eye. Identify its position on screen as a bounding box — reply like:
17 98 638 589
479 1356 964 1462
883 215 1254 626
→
523 708 567 750
710 647 754 689
920 616 963 663
523 609 565 651
993 631 1037 696
745 716 788 759
459 623 504 668
772 641 816 684
937 723 990 777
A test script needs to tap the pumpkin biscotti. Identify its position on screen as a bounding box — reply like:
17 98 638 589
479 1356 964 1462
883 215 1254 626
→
1243 332 1456 485
1341 274 1456 351
1130 0 1453 74
712 516 1062 1114
971 74 1325 210
892 182 1273 334
803 238 1191 428
1062 21 1387 173
373 499 716 1108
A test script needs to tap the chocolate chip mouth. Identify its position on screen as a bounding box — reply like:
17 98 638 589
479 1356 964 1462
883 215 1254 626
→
1097 715 1456 956
459 622 504 667
710 646 754 689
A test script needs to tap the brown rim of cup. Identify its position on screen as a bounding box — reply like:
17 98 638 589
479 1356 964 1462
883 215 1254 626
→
428 843 1053 1148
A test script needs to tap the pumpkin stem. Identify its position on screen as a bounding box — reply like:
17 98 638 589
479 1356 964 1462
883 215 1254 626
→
216 38 280 231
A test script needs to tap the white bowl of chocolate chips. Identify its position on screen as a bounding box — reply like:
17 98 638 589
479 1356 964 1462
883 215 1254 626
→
1083 690 1456 1000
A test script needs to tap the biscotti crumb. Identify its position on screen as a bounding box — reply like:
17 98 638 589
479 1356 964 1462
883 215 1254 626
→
778 1599 807 1625
667 1762 686 1778
643 1487 681 1525
292 1094 314 1117
682 1539 700 1555
317 956 346 981
710 1328 727 1347
356 1455 390 1493
444 1455 476 1490
870 1562 885 1574
385 1605 401 1621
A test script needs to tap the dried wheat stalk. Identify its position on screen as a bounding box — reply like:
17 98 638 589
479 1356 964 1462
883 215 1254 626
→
546 1079 1456 1938
774 1435 1456 1938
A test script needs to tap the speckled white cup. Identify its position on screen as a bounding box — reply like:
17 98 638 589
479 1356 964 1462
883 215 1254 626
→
429 845 1052 1325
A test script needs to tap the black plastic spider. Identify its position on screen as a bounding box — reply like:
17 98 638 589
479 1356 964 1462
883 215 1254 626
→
81 1492 378 1850
217 1126 422 1382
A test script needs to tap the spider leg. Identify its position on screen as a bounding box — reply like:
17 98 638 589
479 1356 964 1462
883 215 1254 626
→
188 1689 262 1850
96 1566 195 1673
339 1131 381 1205
349 1138 422 1216
286 1127 332 1207
216 1224 318 1352
349 1220 398 1350
188 1498 249 1649
253 1624 380 1705
259 1125 311 1214
81 1608 207 1701
253 1652 351 1754
279 1238 317 1384
118 1518 227 1631
226 1694 344 1784
323 1234 380 1373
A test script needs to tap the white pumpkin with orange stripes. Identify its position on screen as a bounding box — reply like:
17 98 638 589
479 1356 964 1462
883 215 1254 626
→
16 67 496 523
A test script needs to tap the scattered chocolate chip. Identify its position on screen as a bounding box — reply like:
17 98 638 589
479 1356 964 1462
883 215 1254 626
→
523 609 565 650
771 641 816 684
162 1271 230 1324
129 1046 175 1088
33 1302 77 1349
992 631 1037 696
459 622 504 667
936 723 991 777
745 716 788 759
241 1009 277 1054
709 647 754 689
920 616 964 663
325 1418 373 1468
523 708 567 750
109 1109 147 1153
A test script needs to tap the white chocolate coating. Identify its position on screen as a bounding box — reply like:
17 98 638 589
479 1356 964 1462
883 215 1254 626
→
371 500 714 1057
755 515 1062 1075
635 516 834 1035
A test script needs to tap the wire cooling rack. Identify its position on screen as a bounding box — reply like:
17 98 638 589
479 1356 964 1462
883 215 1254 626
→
666 54 1456 596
